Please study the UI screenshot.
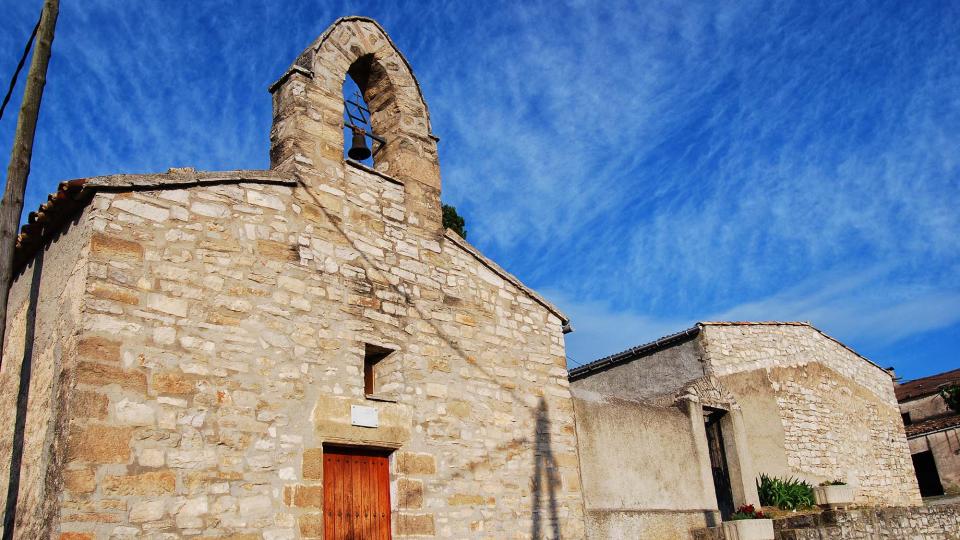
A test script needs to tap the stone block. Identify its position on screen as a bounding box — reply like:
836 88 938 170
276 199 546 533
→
397 478 423 509
114 398 155 426
139 447 166 467
89 282 140 305
70 390 109 420
283 484 323 508
112 198 170 222
302 448 323 480
397 513 435 536
59 534 95 540
238 494 273 517
76 361 147 394
298 513 324 538
67 425 134 464
151 372 198 395
77 336 122 363
447 493 486 506
397 452 436 475
64 468 96 494
103 471 175 496
90 233 144 262
129 498 166 522
258 239 299 262
146 293 189 317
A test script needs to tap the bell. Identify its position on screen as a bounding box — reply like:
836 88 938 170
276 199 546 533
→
348 127 372 161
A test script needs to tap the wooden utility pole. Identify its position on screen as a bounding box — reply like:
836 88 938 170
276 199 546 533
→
0 0 59 359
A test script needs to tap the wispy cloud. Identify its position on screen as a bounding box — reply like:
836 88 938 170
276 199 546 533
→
1 0 957 379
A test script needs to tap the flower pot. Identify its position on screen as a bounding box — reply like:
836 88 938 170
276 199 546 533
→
814 485 855 508
722 518 774 540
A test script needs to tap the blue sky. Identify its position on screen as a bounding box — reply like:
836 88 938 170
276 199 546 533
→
1 1 957 381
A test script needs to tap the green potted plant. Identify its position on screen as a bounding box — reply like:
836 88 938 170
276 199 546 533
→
757 474 815 511
722 504 774 540
813 480 855 508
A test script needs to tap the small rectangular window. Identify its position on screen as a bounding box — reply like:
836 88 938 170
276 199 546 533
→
364 344 394 397
901 412 912 425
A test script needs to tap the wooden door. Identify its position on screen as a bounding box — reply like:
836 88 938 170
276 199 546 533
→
323 447 391 540
705 410 735 520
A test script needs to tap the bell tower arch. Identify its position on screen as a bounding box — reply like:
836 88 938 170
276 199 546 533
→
269 17 441 233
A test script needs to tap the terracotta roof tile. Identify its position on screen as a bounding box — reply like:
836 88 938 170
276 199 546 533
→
905 412 960 438
896 368 960 402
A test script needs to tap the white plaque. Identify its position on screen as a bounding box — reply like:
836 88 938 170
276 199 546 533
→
351 405 379 428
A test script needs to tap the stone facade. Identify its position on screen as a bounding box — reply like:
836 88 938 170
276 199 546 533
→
775 504 960 540
693 505 960 540
570 321 921 539
0 17 585 540
901 393 953 422
700 323 921 507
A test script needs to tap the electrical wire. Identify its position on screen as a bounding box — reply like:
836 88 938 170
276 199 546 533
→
0 14 42 121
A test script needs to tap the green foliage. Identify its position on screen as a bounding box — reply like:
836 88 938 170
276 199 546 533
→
820 479 846 486
442 204 467 239
940 384 960 413
757 474 815 510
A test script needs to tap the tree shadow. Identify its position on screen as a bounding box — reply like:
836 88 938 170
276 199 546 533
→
2 248 43 539
531 397 561 540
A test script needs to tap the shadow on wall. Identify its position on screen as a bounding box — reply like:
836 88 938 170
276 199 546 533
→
532 397 561 540
295 182 572 533
2 248 43 540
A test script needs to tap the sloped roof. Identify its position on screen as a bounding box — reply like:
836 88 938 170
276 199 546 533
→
567 325 700 381
905 412 960 438
896 368 960 402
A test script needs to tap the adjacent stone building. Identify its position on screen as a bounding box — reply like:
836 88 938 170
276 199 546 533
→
897 368 960 497
0 17 586 539
569 322 921 540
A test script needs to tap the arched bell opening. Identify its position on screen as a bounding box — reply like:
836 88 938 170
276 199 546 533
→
342 54 392 168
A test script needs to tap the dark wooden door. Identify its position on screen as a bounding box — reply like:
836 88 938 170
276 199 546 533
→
705 410 735 520
912 450 944 498
323 447 391 540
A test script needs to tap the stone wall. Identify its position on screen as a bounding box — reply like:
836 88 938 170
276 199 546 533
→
901 394 952 422
774 504 960 540
36 162 585 539
0 205 93 538
694 505 960 540
701 323 921 507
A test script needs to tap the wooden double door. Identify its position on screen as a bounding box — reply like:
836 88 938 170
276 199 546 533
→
323 446 392 540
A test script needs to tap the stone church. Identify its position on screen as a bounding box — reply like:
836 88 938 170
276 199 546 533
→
0 17 585 539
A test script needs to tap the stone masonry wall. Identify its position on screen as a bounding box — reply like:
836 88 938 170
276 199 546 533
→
901 393 952 422
0 205 93 538
700 323 921 507
694 505 960 540
45 166 583 539
774 504 960 540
